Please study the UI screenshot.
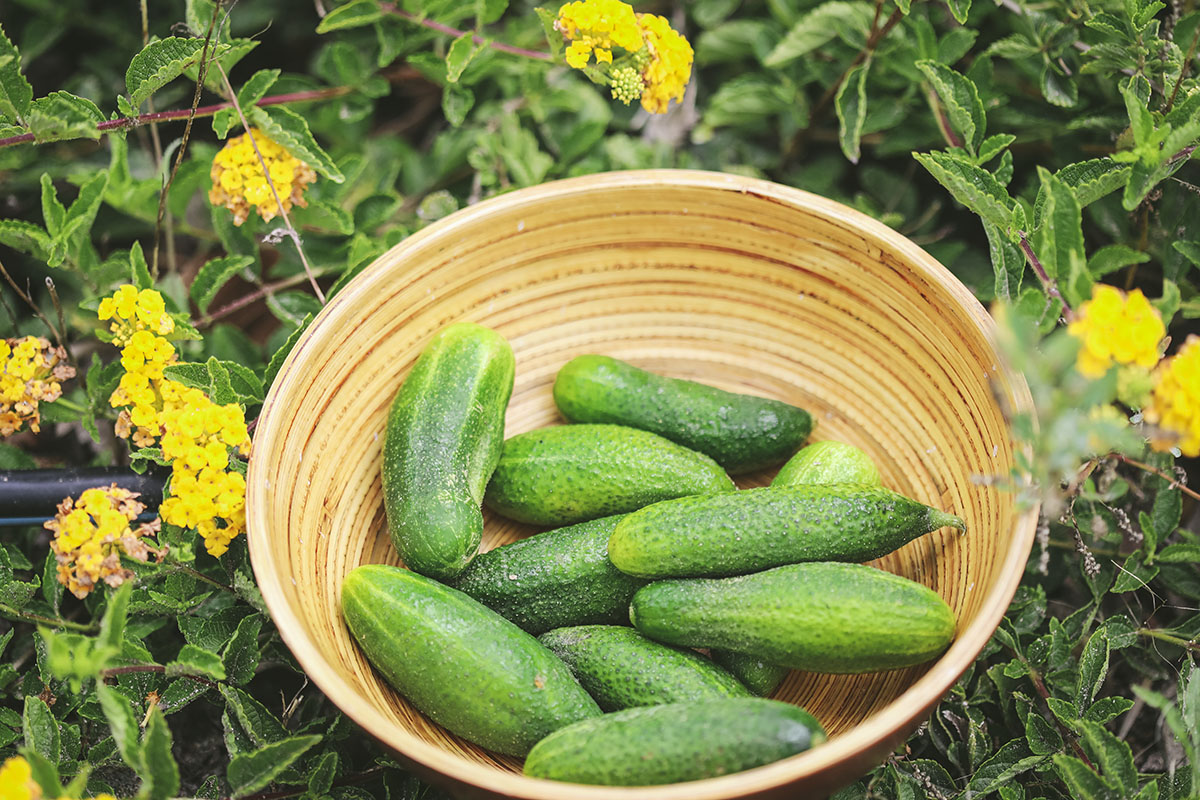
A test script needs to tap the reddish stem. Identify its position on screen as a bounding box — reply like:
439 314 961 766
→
1018 233 1075 322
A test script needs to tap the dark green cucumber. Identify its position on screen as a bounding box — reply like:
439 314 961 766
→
608 485 966 579
448 515 645 635
341 565 599 756
772 440 882 486
630 563 956 673
537 626 751 711
523 698 825 785
382 322 515 580
553 355 813 474
709 652 790 698
483 424 734 526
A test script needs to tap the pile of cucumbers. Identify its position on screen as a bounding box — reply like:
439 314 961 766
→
341 322 965 787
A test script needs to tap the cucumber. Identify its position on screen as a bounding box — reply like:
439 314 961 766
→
630 563 956 673
523 698 825 785
381 322 515 580
553 355 813 474
772 440 881 486
608 485 966 579
709 651 790 698
538 626 751 711
340 565 599 757
449 515 645 635
484 424 735 526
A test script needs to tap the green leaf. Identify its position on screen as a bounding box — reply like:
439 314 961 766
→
977 133 1015 164
248 105 344 182
914 150 1014 231
190 255 256 314
126 37 225 108
227 735 322 798
264 314 314 392
206 356 236 405
986 34 1040 59
23 696 60 765
1075 627 1110 711
966 740 1047 796
1079 720 1137 794
317 0 385 33
308 751 338 795
1174 240 1200 268
1035 159 1131 226
946 0 971 24
985 220 1024 300
1053 755 1118 800
220 685 288 747
1025 709 1063 755
764 2 873 66
97 683 144 773
129 241 153 289
1123 83 1155 145
267 292 323 328
445 32 481 84
916 60 985 155
143 706 180 800
1033 168 1089 306
167 644 227 681
0 219 51 260
1153 487 1183 540
0 442 35 469
237 69 280 107
1112 549 1159 592
835 60 869 163
162 362 210 391
100 581 132 653
59 169 110 245
27 91 104 143
442 84 474 127
1041 65 1078 107
20 750 62 798
40 173 66 237
1156 544 1200 563
0 23 31 124
223 613 263 686
1084 696 1135 724
1088 244 1149 277
0 547 39 609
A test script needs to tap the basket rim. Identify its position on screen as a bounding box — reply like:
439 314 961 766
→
246 168 1039 799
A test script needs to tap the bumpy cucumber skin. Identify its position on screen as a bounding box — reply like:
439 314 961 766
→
553 355 813 475
537 625 751 711
381 322 515 581
608 485 966 579
630 563 957 673
448 515 645 635
523 698 825 786
772 440 882 486
483 424 735 526
341 565 599 757
709 651 790 697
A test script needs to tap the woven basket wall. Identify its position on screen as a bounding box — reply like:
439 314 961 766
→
246 170 1038 800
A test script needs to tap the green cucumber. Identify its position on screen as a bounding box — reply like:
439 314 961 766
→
608 485 966 579
523 698 825 786
341 565 599 757
630 563 956 673
381 322 515 580
483 424 734 526
448 515 645 635
553 355 813 474
709 652 790 698
538 626 751 711
772 440 881 486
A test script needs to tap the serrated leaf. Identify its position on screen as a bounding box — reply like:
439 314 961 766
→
162 362 211 391
264 314 313 393
59 169 109 245
126 37 225 108
248 105 344 182
836 61 869 163
0 23 32 124
317 0 385 33
143 706 180 800
966 740 1046 795
220 685 287 747
100 581 132 653
97 682 145 773
764 2 873 66
917 60 985 154
1088 244 1149 277
20 750 62 798
1053 755 1118 800
0 547 39 609
129 241 153 289
1112 549 1159 592
914 150 1014 231
206 357 236 405
0 219 51 260
27 91 104 143
223 614 263 686
1034 159 1130 227
986 34 1040 59
1033 168 1089 306
227 735 322 798
308 751 338 795
41 173 66 236
985 220 1024 300
1156 543 1200 563
191 255 256 314
1041 65 1078 107
1025 710 1063 755
23 696 60 765
443 83 474 127
978 133 1015 164
1075 627 1110 711
1084 696 1136 724
947 0 971 22
267 292 323 327
237 69 280 108
1079 720 1137 793
445 32 481 84
168 644 227 681
1153 488 1182 540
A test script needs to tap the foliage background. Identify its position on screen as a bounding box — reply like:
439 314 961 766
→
0 0 1199 797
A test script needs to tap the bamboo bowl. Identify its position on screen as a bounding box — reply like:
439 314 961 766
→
247 170 1038 799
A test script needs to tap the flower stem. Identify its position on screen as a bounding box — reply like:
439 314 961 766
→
379 3 554 61
0 602 99 633
1139 628 1200 653
1017 232 1076 322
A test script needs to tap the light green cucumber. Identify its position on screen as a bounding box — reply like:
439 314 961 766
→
608 485 965 579
772 440 881 486
448 515 645 635
483 424 734 526
381 322 514 581
553 355 813 474
709 651 790 698
523 698 825 785
537 626 751 711
630 563 957 673
341 565 599 757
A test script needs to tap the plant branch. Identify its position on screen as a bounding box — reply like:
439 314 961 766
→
196 268 338 328
1139 628 1200 653
1112 453 1200 502
380 3 554 61
0 603 99 633
0 256 67 350
1018 233 1075 322
1008 646 1096 769
0 87 353 149
1164 22 1200 113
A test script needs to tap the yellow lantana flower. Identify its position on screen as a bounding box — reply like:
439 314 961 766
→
634 13 694 114
1066 285 1164 378
0 756 36 800
0 336 74 436
1145 335 1200 456
209 128 317 226
555 0 643 69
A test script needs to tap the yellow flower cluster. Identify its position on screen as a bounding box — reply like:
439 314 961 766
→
208 128 317 226
0 336 74 436
98 284 175 345
0 755 116 800
1145 336 1200 457
555 0 693 114
1066 285 1164 378
100 286 251 558
44 484 161 599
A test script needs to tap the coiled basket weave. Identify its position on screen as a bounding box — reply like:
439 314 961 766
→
246 170 1038 799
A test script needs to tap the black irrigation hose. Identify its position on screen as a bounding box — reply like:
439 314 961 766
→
0 467 166 526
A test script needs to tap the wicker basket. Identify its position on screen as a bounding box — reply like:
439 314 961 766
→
246 170 1038 799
